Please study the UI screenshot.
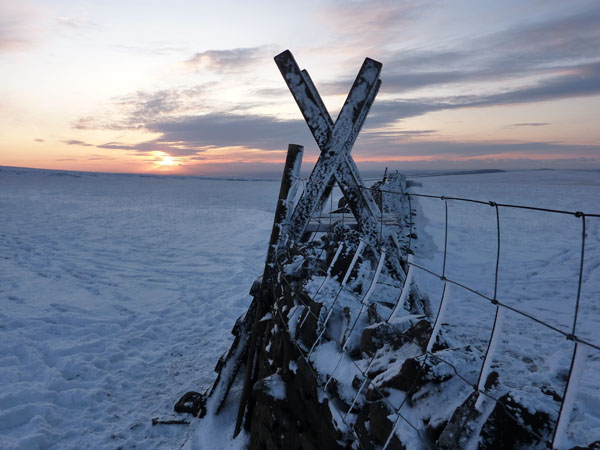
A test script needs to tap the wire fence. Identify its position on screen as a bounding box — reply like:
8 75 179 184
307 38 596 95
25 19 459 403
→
271 177 599 449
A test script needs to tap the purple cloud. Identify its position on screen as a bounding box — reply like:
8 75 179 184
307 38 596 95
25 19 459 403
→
184 46 277 72
64 139 93 146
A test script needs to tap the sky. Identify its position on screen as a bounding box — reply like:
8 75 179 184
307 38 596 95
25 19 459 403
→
1 0 599 176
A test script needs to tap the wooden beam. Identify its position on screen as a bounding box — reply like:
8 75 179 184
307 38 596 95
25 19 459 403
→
234 143 304 437
274 50 383 243
301 68 379 224
263 144 304 282
274 51 331 149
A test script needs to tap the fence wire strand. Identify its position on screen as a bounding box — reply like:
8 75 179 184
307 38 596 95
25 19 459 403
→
261 180 599 449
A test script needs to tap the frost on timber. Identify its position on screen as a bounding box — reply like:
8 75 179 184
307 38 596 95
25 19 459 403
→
197 51 598 450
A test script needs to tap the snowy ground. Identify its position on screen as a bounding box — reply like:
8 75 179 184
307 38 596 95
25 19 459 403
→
1 167 598 449
410 170 600 448
0 167 277 449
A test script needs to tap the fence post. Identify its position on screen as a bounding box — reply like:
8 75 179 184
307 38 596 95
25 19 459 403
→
263 144 304 283
234 143 303 437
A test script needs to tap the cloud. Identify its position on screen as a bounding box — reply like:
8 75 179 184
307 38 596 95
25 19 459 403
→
352 138 600 160
72 11 599 172
63 139 93 146
34 138 45 142
0 18 29 50
112 42 185 56
318 0 421 45
394 129 437 136
95 113 314 158
252 87 288 98
81 58 599 162
367 100 443 126
373 129 438 137
184 46 276 73
115 89 184 127
86 154 117 161
56 16 102 31
90 107 600 169
0 5 43 51
73 85 214 131
72 116 96 130
96 140 201 156
320 4 600 97
366 61 600 127
147 114 312 151
471 62 600 105
511 123 550 127
487 5 600 66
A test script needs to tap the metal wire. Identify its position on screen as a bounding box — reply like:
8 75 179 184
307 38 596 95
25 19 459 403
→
355 184 600 218
442 198 448 278
572 214 586 337
260 174 598 449
407 261 600 353
275 245 570 449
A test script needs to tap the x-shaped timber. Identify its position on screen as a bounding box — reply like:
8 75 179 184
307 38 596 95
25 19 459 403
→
229 52 419 437
274 50 384 244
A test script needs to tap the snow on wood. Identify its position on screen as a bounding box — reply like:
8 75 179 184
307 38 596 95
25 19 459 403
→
274 49 382 244
1 167 598 449
192 51 600 450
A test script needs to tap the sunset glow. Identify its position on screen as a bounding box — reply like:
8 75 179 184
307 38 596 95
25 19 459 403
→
1 0 599 175
157 154 177 166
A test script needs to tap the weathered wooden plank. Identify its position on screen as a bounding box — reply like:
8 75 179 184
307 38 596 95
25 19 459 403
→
338 154 380 217
234 144 304 437
300 69 333 150
334 156 379 242
233 292 266 437
302 70 379 222
275 51 401 256
286 67 381 242
263 144 304 282
300 67 383 233
274 51 331 149
328 77 382 230
292 80 382 242
206 299 256 415
282 146 304 243
299 68 337 216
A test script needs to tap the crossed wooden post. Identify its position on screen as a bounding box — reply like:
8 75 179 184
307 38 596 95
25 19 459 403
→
274 50 384 244
228 51 420 437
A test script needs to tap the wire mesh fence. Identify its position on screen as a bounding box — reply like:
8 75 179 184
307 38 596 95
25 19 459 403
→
272 177 599 449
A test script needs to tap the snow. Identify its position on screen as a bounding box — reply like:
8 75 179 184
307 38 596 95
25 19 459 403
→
311 341 362 404
1 166 599 449
182 378 249 450
389 263 414 322
553 343 589 449
261 374 286 401
474 306 505 411
412 169 600 448
0 167 276 449
426 282 450 353
286 305 304 338
342 240 366 285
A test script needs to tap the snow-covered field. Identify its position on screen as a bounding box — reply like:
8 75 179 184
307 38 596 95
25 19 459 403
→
409 170 600 448
1 166 598 449
0 167 277 449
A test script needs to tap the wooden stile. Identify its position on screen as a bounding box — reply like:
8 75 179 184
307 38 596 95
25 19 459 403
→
274 50 383 244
